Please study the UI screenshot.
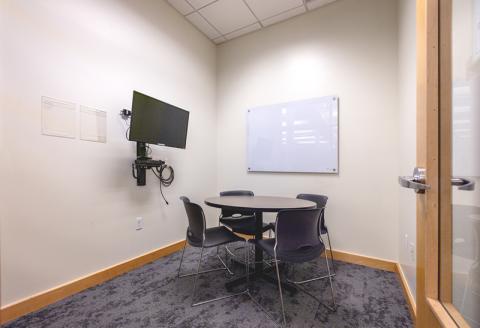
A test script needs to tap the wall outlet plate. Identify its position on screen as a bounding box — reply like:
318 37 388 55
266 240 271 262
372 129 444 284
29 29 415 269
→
408 242 415 262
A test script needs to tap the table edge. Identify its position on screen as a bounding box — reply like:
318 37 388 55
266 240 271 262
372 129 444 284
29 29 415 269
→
204 197 317 212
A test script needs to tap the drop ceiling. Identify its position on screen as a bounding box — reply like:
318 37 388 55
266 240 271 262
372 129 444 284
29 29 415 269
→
166 0 338 44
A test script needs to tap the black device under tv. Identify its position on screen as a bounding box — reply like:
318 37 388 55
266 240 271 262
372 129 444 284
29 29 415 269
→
128 91 188 186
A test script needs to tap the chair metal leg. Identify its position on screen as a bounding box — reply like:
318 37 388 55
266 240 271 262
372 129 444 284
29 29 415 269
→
283 247 337 312
287 235 335 285
191 246 205 306
288 273 334 285
179 245 235 278
184 243 249 307
324 249 337 310
177 241 187 278
274 255 287 327
326 232 335 273
244 240 249 280
286 258 337 312
246 240 250 286
245 250 336 327
217 247 234 276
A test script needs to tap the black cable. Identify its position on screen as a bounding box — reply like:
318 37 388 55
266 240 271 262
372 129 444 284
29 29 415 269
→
155 165 174 186
151 164 174 205
132 163 137 179
125 126 130 140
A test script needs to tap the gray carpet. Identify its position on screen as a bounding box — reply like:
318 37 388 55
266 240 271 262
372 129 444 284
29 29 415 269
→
4 244 413 328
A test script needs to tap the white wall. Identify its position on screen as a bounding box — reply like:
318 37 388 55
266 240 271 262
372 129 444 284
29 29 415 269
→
216 0 400 261
397 0 417 300
0 0 217 306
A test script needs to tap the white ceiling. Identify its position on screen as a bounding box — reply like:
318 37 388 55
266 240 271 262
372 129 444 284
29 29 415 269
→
166 0 338 44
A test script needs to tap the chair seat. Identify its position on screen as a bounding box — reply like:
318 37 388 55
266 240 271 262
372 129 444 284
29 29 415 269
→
220 215 273 235
254 238 325 263
187 226 244 248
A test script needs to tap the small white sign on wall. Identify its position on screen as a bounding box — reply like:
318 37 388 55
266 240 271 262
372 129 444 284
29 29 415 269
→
79 106 107 143
41 96 76 139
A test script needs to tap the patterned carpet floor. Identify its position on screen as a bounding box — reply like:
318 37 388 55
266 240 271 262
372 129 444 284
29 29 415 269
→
4 244 413 328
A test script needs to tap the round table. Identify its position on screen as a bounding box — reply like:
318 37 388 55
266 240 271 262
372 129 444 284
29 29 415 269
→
205 195 316 213
204 196 316 291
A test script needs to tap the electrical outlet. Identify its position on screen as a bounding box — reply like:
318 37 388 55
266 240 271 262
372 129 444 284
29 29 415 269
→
408 242 415 262
136 217 143 231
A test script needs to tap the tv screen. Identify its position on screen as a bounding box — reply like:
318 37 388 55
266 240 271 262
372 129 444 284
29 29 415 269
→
129 91 189 149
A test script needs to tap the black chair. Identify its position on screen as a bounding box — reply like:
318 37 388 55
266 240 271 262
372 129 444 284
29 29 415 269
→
296 194 335 274
249 208 336 326
178 196 248 306
219 190 274 235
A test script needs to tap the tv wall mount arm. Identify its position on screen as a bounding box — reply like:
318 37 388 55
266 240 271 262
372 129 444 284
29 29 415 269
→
120 109 173 205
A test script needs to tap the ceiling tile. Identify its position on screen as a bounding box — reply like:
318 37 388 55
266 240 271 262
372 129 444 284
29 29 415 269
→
185 12 221 39
199 0 257 34
244 0 303 20
224 22 261 40
167 0 195 15
261 5 305 27
306 0 337 10
166 0 339 43
187 0 218 9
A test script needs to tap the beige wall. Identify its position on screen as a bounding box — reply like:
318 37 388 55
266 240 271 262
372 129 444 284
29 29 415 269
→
397 0 417 300
0 0 217 306
216 0 400 261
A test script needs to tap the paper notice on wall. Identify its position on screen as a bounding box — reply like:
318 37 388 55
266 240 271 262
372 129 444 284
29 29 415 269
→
41 96 76 139
79 106 107 143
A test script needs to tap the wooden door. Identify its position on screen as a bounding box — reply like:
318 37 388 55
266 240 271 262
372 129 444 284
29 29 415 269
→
415 0 479 327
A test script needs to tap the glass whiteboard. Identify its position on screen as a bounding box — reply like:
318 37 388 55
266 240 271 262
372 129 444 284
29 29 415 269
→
247 96 339 174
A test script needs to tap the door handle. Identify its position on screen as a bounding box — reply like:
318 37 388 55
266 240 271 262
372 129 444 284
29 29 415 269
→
451 177 475 191
398 167 430 194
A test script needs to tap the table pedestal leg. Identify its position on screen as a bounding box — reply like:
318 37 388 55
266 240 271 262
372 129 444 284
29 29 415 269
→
225 211 296 295
254 211 263 277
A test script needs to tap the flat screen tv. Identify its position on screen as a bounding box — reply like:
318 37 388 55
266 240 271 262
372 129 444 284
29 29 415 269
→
129 91 189 149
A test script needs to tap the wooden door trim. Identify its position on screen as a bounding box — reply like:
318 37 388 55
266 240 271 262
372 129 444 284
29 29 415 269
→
416 0 440 326
427 298 459 327
438 0 453 304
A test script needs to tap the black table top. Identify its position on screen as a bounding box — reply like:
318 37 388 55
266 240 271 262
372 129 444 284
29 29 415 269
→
204 195 316 212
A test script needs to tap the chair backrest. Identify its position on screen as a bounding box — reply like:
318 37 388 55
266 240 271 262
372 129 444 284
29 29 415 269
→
297 194 328 233
275 208 322 253
180 196 205 244
219 190 255 217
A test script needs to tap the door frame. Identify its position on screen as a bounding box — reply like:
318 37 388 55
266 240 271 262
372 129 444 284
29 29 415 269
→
416 0 470 326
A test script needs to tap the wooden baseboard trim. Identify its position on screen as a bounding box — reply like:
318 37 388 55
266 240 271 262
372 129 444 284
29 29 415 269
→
327 249 397 272
0 240 185 325
395 263 417 321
